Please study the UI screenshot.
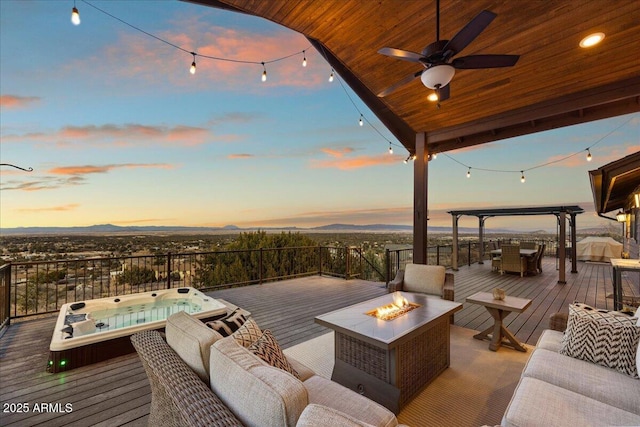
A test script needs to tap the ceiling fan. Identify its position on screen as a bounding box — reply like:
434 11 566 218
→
377 0 520 103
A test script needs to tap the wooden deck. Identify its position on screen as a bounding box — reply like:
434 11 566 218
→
1 257 638 426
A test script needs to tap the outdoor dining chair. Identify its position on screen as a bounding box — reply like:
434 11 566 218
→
500 244 527 277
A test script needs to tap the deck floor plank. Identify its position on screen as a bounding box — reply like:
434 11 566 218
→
1 258 637 426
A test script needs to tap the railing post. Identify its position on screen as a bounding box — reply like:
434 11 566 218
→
345 247 350 279
1 263 11 330
385 249 390 284
259 248 263 285
318 246 322 277
468 242 472 266
436 245 441 265
166 252 172 289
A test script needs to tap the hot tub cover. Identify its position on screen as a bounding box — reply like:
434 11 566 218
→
576 237 623 262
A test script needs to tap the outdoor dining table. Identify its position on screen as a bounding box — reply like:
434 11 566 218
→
490 248 538 257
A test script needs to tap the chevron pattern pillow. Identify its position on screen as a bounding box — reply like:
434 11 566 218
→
232 318 262 348
248 329 300 379
560 303 640 378
205 307 250 337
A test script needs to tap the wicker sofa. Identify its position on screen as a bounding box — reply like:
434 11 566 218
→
132 308 406 427
501 306 640 426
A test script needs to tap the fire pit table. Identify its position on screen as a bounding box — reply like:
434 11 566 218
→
315 292 462 413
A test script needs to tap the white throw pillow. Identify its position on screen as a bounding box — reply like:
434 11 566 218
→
403 264 445 296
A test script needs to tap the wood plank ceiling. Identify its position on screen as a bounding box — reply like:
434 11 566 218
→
186 0 640 155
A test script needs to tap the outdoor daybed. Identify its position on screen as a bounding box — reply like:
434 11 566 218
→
131 306 407 427
501 304 640 426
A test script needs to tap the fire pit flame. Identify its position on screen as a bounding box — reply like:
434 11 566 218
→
366 292 420 321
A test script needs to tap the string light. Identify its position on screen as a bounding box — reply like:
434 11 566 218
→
71 4 80 25
412 154 417 161
261 62 267 82
432 153 437 160
404 156 410 164
302 50 307 67
328 69 334 82
466 167 471 178
359 114 363 127
189 53 196 75
520 171 525 183
388 145 393 154
586 148 592 161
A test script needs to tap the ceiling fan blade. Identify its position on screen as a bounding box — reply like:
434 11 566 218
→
378 47 423 63
443 10 496 56
451 54 520 69
437 84 450 102
377 70 423 97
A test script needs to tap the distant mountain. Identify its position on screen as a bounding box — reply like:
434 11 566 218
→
0 223 520 235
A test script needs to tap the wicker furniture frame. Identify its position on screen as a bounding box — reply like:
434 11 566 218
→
315 293 462 414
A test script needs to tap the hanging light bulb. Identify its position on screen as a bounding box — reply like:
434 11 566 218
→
586 148 592 162
412 154 417 161
189 53 197 75
427 92 439 102
388 145 393 154
432 153 437 160
466 167 471 178
302 51 307 67
329 69 334 82
403 156 409 164
520 171 526 183
359 114 363 127
71 5 81 25
261 62 267 82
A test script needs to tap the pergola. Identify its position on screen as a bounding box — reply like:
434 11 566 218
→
186 0 640 260
447 206 585 283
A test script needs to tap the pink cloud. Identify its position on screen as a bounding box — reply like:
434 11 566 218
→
311 154 403 170
228 154 254 159
48 163 174 176
3 123 213 147
0 95 40 109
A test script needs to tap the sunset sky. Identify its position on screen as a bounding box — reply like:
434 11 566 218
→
1 0 638 232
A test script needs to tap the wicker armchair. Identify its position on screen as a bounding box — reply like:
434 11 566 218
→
131 330 244 427
388 264 454 301
500 244 527 277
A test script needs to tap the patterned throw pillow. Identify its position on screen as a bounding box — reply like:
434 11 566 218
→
560 303 640 378
248 330 300 379
205 307 250 337
232 318 262 348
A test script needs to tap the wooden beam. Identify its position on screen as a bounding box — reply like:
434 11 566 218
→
413 133 428 264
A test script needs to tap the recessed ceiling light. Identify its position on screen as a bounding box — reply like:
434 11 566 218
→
579 32 605 48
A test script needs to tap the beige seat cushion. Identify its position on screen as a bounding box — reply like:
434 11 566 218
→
210 337 308 427
165 311 223 382
402 264 445 296
296 404 376 427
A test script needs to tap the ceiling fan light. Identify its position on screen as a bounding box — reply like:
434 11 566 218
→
579 32 605 48
427 92 439 102
420 65 455 89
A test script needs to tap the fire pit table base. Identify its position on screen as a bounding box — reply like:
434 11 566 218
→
331 315 450 413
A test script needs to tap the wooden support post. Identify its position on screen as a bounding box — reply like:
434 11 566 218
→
558 211 567 284
413 133 428 264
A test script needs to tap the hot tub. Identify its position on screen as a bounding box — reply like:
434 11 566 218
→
48 287 227 373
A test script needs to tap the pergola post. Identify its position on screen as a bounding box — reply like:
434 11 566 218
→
558 210 567 284
478 216 486 264
413 133 428 265
452 214 460 271
570 213 578 273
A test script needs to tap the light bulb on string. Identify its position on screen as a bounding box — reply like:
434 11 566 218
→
388 145 393 154
359 114 363 127
520 171 526 183
261 62 267 82
189 53 196 75
412 154 417 161
432 153 437 160
586 148 592 162
328 69 334 82
466 167 471 178
302 51 307 67
71 5 80 25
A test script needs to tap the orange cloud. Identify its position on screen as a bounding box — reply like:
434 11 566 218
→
17 204 80 213
3 124 213 147
0 176 86 192
228 154 254 159
321 147 354 158
311 154 403 170
0 95 40 109
48 163 174 176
